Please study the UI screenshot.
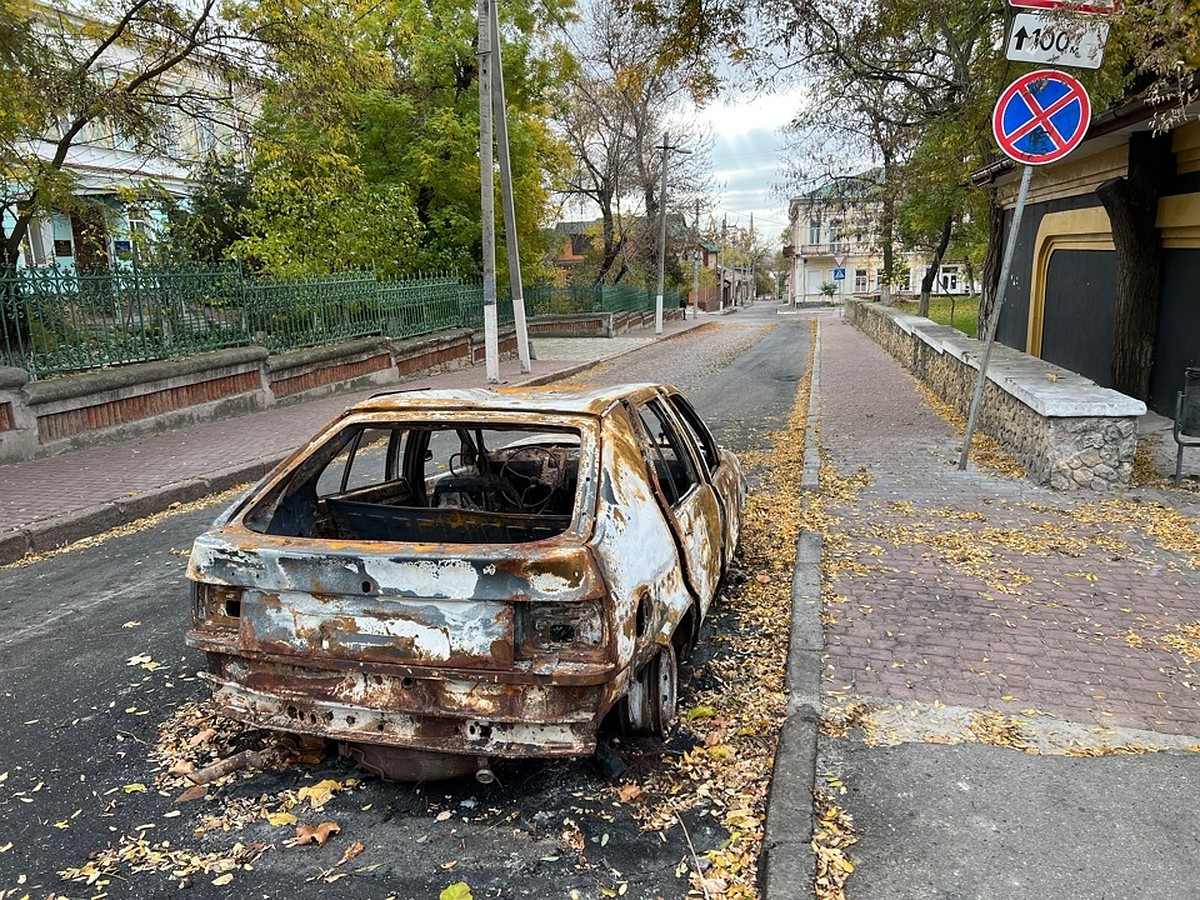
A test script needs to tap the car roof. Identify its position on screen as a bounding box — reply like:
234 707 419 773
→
352 383 667 418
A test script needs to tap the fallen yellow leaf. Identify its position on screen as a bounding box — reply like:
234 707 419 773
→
295 821 341 846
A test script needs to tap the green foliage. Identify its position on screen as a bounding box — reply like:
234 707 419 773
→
160 155 253 264
894 295 979 336
0 1 240 270
231 0 570 281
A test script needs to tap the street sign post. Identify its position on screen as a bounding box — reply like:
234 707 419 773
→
992 69 1091 166
833 268 846 281
1009 0 1121 13
1006 11 1109 69
962 68 1093 470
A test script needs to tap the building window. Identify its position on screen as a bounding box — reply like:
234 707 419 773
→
854 268 868 292
880 267 913 292
829 219 844 252
939 265 959 293
808 218 820 246
159 112 181 157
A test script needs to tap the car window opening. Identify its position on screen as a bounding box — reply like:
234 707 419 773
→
244 423 584 544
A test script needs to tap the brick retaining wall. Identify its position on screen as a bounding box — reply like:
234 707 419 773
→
0 312 684 465
0 330 506 463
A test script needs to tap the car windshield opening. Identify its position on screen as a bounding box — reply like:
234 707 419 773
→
243 422 584 544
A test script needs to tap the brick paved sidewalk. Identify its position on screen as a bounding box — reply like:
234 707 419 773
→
0 315 709 563
817 317 1200 743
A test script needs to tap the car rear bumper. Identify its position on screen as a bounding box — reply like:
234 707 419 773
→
205 676 600 757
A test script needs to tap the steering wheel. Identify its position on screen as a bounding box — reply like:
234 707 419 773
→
499 446 560 512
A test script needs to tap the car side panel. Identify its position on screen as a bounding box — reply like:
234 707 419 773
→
590 404 694 677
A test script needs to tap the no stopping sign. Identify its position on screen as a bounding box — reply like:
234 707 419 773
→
993 69 1091 165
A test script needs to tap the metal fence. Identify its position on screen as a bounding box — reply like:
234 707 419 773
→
0 267 576 378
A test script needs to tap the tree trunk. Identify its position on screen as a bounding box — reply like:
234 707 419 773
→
918 215 953 317
595 192 624 285
978 191 1005 339
880 191 895 306
1 234 29 362
1096 130 1173 400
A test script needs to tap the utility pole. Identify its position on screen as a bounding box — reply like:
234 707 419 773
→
654 132 669 335
691 199 700 320
749 213 755 306
476 0 499 384
654 133 690 335
489 1 530 373
719 214 727 311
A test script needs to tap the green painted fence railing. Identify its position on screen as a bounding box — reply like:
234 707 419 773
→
0 266 669 379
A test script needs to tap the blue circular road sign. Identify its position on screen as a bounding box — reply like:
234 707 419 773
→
993 69 1092 165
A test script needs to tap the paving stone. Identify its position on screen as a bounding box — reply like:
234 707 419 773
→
817 317 1200 740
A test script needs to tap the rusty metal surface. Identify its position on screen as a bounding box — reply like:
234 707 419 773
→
186 384 744 778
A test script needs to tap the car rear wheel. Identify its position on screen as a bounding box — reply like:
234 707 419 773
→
619 643 678 737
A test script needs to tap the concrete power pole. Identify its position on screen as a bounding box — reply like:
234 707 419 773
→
720 215 727 311
749 213 755 306
488 1 531 373
691 199 700 320
653 134 690 334
476 0 499 384
654 131 669 335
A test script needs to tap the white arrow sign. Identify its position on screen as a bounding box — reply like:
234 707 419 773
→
1006 12 1109 68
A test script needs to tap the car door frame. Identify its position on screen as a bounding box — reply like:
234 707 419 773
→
626 394 724 617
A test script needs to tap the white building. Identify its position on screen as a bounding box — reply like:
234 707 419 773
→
8 3 257 270
786 181 972 305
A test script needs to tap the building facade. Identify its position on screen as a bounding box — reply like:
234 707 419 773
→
8 4 257 271
976 107 1200 416
786 184 971 304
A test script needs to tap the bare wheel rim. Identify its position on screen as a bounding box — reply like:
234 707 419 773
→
652 643 678 735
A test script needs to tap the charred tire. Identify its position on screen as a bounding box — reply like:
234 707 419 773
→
673 602 702 662
619 643 678 737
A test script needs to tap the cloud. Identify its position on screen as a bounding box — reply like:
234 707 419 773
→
696 90 808 234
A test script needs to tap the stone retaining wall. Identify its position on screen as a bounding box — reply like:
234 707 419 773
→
846 300 1147 490
527 308 683 339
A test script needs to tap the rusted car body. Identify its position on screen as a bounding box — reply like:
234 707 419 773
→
186 383 745 780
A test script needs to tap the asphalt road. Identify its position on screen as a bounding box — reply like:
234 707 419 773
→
0 306 810 900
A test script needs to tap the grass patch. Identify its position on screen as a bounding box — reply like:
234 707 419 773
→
892 295 980 336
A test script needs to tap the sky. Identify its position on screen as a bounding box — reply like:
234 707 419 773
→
698 88 803 245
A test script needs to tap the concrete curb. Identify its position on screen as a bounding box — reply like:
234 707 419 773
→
762 530 824 898
0 454 287 566
802 320 822 493
762 319 824 899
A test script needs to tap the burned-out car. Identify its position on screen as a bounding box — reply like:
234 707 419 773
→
186 384 745 781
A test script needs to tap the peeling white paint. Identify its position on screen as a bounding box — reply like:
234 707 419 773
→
360 557 481 600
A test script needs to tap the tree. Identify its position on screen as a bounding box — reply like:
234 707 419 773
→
159 153 252 264
1096 130 1174 399
230 0 570 280
0 0 244 348
0 0 244 272
777 1 1010 317
556 0 711 286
